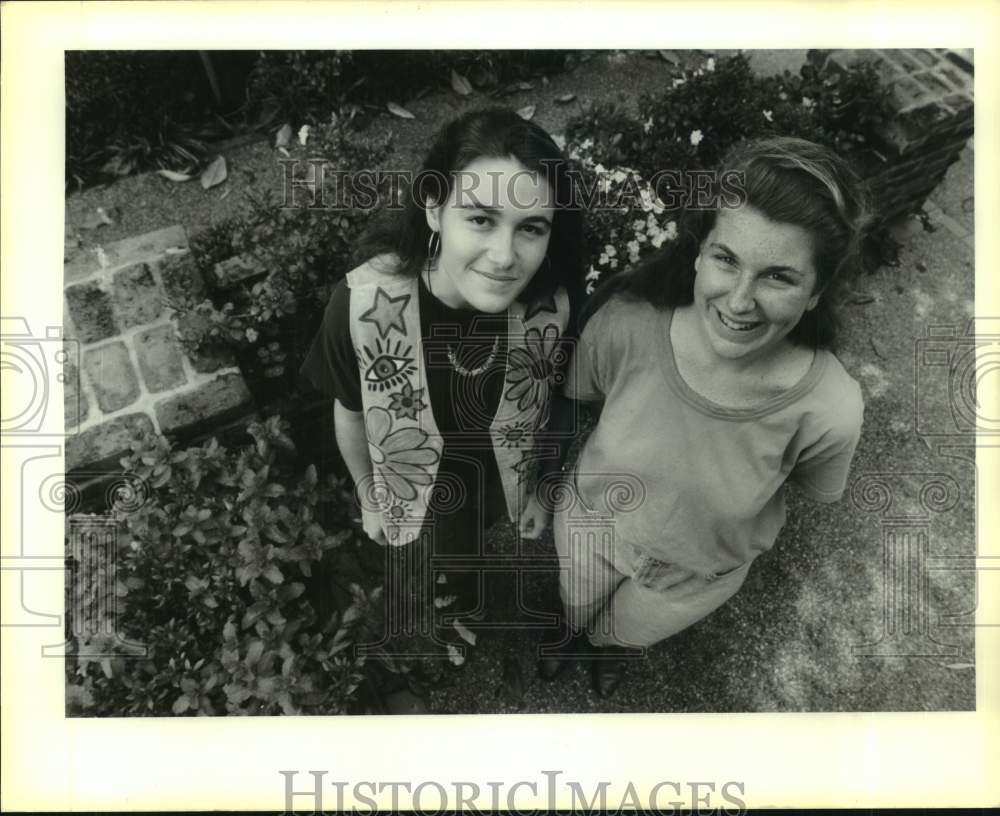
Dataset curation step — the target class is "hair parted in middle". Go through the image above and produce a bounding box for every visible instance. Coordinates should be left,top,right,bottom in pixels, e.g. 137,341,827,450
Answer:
356,107,585,324
581,135,873,349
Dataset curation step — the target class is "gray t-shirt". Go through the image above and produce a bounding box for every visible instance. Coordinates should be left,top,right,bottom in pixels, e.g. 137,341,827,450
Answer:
563,296,864,577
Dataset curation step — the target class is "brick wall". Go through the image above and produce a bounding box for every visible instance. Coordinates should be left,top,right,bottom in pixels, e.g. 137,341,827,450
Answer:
64,225,255,474
808,48,974,224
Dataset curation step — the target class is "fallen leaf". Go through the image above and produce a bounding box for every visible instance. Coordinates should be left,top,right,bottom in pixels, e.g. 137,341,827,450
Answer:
515,80,534,91
943,662,975,670
277,146,290,158
297,124,311,146
517,104,536,121
846,292,875,305
95,246,109,269
659,50,681,64
275,123,292,148
158,169,193,183
451,69,473,96
387,102,415,119
79,207,114,230
452,619,477,646
555,93,577,104
200,156,227,190
219,188,231,200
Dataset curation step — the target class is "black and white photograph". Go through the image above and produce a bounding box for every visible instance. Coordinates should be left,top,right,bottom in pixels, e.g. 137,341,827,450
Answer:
57,44,978,717
2,1,998,812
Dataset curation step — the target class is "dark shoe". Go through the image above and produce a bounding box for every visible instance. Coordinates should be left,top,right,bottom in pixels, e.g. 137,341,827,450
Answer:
537,631,584,681
590,644,632,698
498,654,526,709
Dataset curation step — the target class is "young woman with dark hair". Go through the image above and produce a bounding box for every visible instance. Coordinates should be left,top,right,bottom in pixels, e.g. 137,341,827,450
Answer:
541,136,871,698
301,108,583,703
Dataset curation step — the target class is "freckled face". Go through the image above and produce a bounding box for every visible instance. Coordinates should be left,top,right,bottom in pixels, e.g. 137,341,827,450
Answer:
692,205,821,364
425,156,554,313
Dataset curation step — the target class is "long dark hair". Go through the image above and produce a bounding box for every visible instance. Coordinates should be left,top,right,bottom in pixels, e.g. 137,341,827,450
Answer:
356,107,585,326
581,136,872,349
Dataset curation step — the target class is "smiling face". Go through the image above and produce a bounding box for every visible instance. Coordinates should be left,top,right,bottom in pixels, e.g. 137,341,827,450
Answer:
692,205,821,365
425,156,554,313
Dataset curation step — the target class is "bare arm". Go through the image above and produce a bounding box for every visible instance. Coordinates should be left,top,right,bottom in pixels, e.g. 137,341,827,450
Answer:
334,400,385,544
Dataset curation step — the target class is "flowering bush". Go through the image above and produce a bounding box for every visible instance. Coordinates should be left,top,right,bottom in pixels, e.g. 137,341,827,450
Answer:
64,416,384,716
564,52,893,292
566,143,680,294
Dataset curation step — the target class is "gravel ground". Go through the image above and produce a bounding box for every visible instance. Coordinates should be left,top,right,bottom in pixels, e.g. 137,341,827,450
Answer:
64,51,977,714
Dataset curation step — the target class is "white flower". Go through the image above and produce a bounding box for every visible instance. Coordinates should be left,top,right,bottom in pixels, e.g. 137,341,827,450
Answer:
586,280,597,295
245,328,259,343
651,232,668,249
593,163,606,175
762,109,773,122
635,232,647,243
705,57,716,72
627,240,640,263
579,138,594,151
447,645,465,666
690,129,704,147
586,265,601,281
604,244,617,257
434,595,457,609
609,259,618,269
611,169,627,184
297,124,311,146
672,77,686,88
643,116,654,134
633,219,646,231
779,91,788,101
664,220,678,240
801,96,815,109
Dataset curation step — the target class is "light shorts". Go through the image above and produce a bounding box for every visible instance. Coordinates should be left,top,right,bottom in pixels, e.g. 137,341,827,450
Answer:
553,501,752,648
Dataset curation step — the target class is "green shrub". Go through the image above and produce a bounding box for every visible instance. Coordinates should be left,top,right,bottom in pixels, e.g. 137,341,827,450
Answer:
64,416,385,716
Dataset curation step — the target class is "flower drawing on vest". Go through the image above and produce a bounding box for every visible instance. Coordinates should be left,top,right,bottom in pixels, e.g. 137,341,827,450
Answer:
365,407,440,502
387,381,426,421
505,324,564,412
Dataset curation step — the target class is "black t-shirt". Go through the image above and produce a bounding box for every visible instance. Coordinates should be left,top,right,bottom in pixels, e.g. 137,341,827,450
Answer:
300,273,510,548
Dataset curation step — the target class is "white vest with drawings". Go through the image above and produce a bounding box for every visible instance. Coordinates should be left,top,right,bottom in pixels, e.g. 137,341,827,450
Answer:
346,256,570,546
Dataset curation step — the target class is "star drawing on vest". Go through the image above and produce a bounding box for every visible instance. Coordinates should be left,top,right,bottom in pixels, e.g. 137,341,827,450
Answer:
523,290,559,322
360,337,417,393
360,287,410,339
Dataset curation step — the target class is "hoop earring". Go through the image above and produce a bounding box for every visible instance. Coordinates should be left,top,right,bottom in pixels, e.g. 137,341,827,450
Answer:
426,231,441,270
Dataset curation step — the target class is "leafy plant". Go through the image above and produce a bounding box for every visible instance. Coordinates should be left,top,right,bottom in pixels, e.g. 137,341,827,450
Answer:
563,52,895,290
176,117,390,392
64,416,382,716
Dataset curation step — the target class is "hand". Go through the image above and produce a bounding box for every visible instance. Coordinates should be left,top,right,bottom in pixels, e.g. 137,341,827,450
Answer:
517,491,551,540
361,506,387,545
